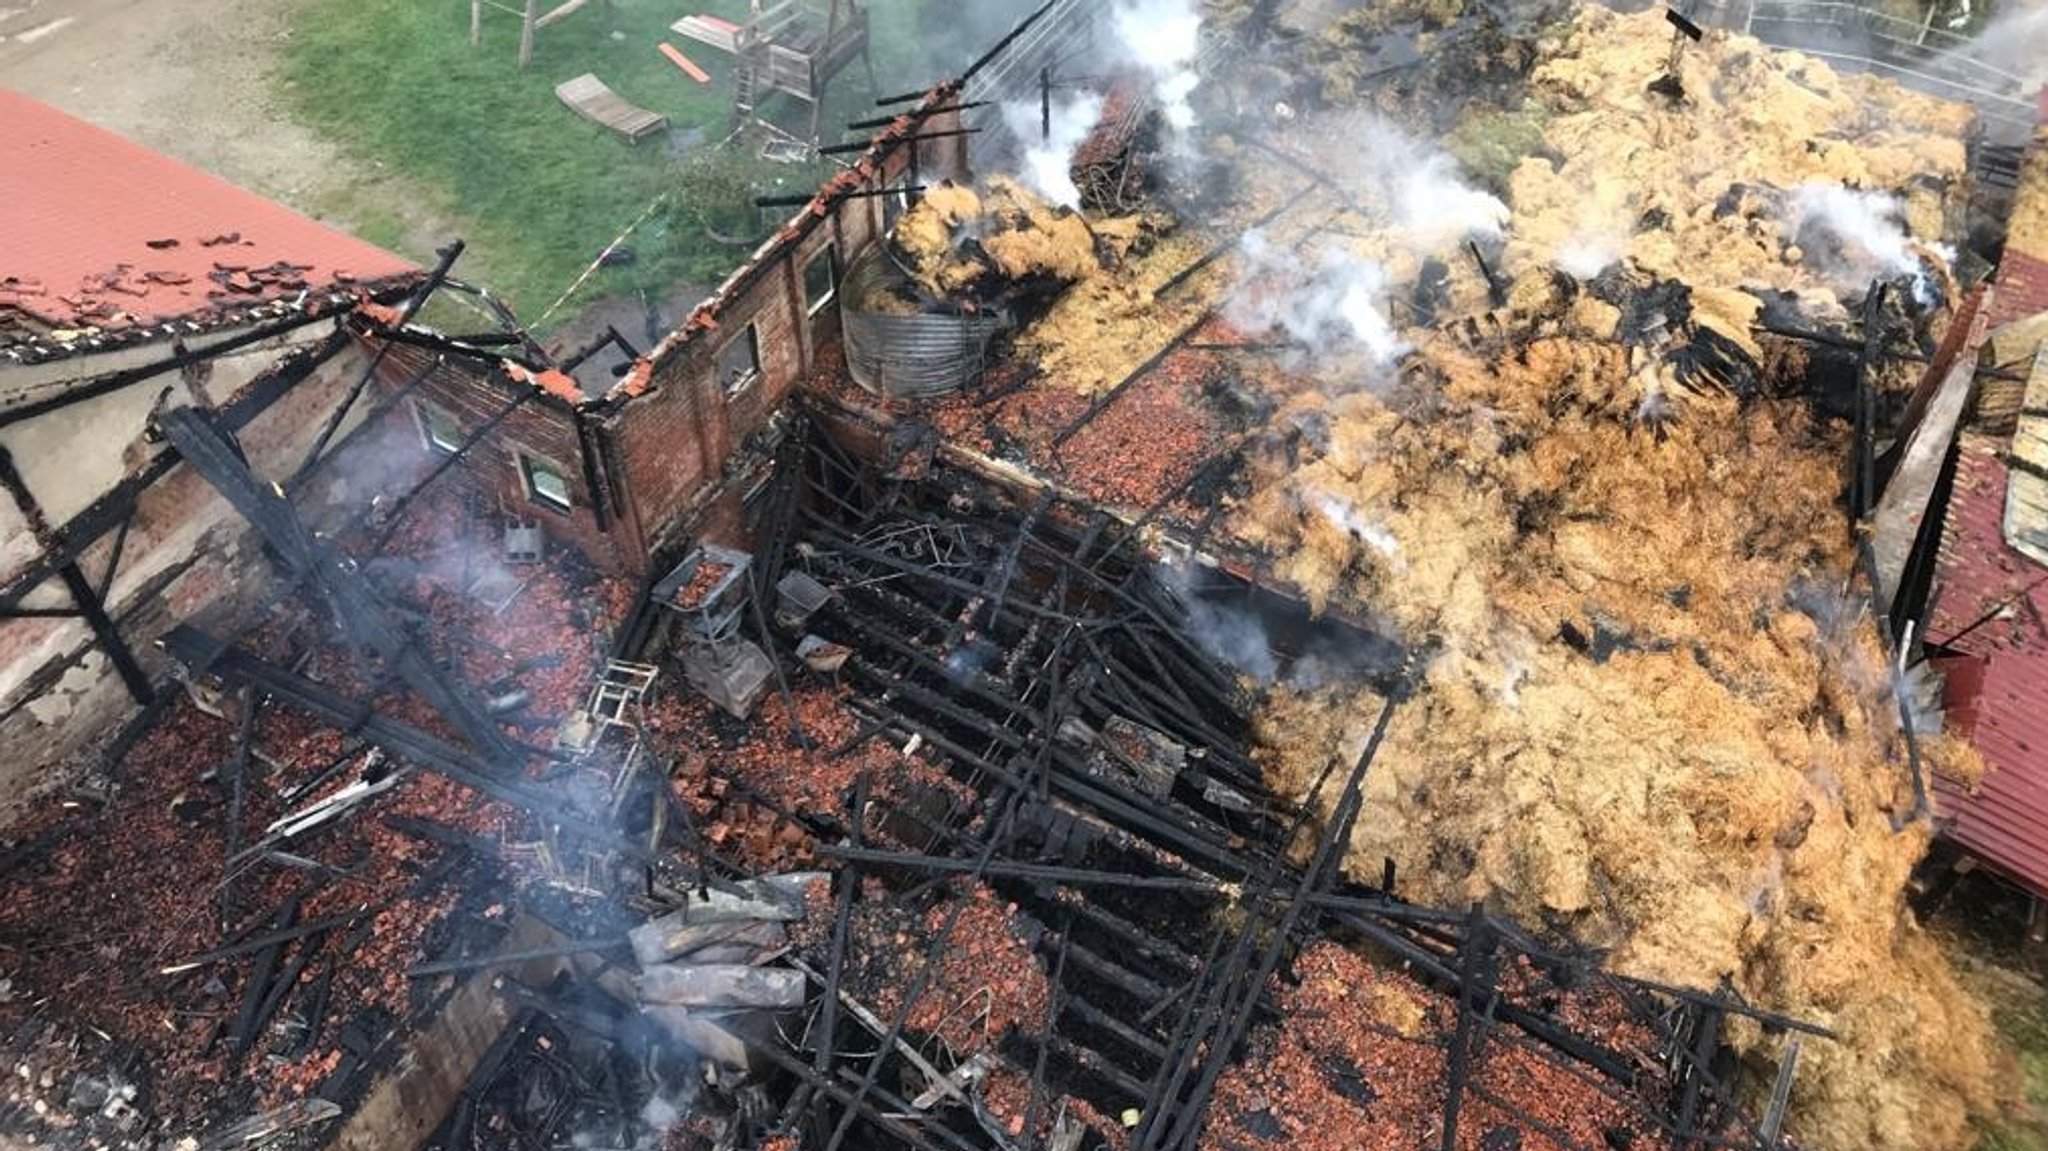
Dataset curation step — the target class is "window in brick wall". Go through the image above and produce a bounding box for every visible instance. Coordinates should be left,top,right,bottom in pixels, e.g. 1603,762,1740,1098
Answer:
804,244,838,316
413,399,464,454
519,453,573,512
718,323,762,395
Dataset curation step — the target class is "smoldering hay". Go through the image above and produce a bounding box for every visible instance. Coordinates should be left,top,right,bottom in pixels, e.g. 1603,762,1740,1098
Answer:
1131,6,2000,1151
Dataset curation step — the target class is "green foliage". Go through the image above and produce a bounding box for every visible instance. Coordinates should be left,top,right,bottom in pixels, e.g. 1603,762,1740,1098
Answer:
1445,99,1553,195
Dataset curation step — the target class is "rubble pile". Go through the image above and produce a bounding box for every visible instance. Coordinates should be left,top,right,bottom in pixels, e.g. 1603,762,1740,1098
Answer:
0,484,632,1141
882,5,2009,1149
1205,943,1656,1151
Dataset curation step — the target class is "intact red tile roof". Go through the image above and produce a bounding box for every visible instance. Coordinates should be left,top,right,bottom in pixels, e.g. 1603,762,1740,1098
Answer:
1927,439,2048,896
0,90,418,358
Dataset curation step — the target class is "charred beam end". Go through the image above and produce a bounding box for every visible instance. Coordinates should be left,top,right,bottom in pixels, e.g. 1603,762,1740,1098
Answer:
817,128,979,156
287,240,464,488
845,102,989,130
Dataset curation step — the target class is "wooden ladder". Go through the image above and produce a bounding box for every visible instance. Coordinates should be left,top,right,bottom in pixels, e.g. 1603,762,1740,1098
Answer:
734,54,761,117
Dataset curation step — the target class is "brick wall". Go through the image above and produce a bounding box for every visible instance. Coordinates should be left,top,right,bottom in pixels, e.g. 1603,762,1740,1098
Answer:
365,340,623,569
594,106,955,571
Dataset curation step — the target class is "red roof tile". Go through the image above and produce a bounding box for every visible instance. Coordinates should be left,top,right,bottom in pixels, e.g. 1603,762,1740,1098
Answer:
1927,441,2048,896
0,90,417,343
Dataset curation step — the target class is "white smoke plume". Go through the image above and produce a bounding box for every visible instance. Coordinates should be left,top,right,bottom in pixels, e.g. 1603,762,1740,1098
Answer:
1937,2,2048,92
1787,182,1952,300
1554,231,1626,279
1324,115,1510,252
1158,561,1279,683
1228,231,1409,366
1111,0,1204,132
1309,491,1400,561
1001,92,1105,208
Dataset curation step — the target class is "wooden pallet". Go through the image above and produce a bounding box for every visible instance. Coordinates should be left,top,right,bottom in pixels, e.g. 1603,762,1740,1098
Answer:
554,73,668,142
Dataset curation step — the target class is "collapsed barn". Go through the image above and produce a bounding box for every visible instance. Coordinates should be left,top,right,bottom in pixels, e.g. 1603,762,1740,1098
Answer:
1,1,2040,1151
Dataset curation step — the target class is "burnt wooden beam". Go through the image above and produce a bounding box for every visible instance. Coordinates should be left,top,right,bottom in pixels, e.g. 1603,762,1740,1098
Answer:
1154,182,1321,302
368,386,538,553
1,323,357,612
1439,906,1497,1151
818,844,1222,892
0,446,155,703
285,352,445,497
816,128,979,156
1852,283,1889,520
225,896,301,1058
159,406,517,764
288,241,464,488
0,311,336,431
1049,309,1214,450
1023,920,1073,1142
844,102,988,129
219,690,260,929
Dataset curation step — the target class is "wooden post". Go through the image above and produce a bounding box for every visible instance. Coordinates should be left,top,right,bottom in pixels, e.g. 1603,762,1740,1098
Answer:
519,0,538,67
471,0,482,45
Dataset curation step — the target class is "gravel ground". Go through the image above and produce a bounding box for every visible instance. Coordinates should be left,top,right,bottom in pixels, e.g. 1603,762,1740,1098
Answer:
0,0,458,268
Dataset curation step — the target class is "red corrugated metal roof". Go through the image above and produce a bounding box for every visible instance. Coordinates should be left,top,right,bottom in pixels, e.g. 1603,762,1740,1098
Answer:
1927,440,2048,896
0,90,417,343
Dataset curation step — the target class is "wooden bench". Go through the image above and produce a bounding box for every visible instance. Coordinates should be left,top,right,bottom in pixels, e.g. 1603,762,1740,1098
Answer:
554,74,668,142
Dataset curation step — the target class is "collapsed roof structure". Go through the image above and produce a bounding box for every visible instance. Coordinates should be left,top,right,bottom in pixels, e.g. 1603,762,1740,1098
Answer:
2,1,2046,1150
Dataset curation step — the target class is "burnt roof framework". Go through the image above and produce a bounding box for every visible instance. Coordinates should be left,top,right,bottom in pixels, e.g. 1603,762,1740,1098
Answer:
737,428,1829,1151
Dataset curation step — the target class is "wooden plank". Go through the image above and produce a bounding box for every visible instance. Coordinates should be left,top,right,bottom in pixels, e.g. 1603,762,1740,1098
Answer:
536,0,599,28
672,13,742,53
659,41,712,84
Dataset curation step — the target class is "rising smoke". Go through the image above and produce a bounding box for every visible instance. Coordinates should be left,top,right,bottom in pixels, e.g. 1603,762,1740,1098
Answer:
1159,560,1281,684
992,0,1207,207
1553,232,1626,279
1308,490,1401,562
1220,112,1509,363
1786,181,1952,302
1938,1,2048,92
1001,93,1105,208
1111,0,1205,132
1228,232,1408,367
1329,115,1512,251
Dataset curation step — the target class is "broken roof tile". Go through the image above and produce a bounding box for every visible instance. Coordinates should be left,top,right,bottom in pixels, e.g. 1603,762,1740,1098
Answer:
0,91,418,353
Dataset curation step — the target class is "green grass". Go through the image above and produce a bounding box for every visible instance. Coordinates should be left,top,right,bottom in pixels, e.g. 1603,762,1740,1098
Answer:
278,0,879,328
1950,950,2048,1151
1983,983,2048,1151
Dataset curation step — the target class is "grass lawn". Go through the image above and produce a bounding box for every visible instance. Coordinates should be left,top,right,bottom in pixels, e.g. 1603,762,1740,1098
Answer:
1957,952,2048,1151
279,0,932,332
